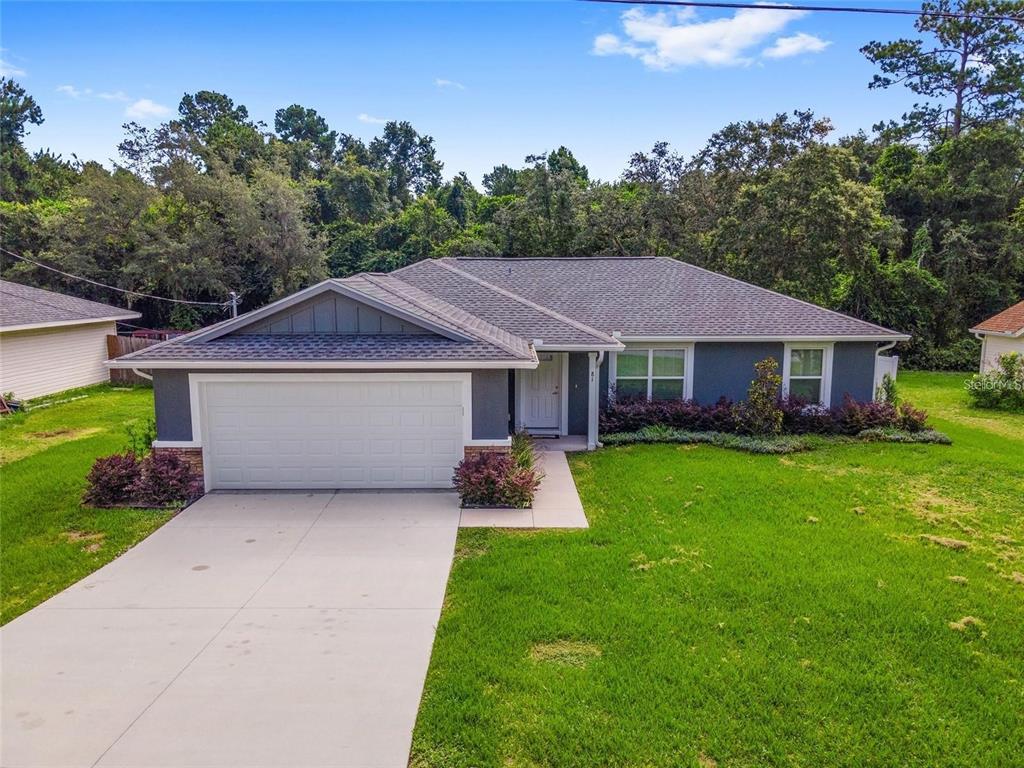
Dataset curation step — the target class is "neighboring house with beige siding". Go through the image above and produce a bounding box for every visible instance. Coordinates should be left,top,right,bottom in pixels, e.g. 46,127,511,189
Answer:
970,301,1024,373
0,280,140,400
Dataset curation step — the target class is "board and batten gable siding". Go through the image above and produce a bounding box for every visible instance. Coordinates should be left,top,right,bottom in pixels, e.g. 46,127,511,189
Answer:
980,334,1024,372
0,321,116,400
237,293,433,336
151,368,512,443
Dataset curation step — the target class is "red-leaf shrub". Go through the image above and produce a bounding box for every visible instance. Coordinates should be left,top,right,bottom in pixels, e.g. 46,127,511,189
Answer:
779,396,838,434
131,452,204,505
601,396,740,433
82,453,141,507
452,452,540,509
896,402,929,432
84,451,202,507
602,392,930,438
836,395,898,435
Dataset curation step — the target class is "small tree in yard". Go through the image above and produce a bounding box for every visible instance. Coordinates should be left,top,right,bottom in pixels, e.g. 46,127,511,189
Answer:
743,358,784,435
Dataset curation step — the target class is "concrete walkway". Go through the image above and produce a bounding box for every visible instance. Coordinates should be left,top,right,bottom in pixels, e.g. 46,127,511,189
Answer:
1,491,459,768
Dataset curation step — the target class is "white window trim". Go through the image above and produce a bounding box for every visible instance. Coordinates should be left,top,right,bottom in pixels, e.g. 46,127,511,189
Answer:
609,345,694,402
782,342,834,406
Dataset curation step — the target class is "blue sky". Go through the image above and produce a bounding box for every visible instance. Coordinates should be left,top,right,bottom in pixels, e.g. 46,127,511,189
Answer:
3,1,922,183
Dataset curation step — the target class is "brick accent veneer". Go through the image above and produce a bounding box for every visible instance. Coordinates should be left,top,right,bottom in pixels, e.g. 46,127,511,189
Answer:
464,444,511,459
152,446,204,486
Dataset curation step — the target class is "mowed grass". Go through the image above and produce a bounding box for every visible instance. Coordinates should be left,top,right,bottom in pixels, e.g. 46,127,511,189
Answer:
0,385,172,624
412,372,1024,768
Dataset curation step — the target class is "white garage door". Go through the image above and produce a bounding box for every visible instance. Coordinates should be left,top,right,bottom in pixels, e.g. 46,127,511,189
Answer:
200,375,467,490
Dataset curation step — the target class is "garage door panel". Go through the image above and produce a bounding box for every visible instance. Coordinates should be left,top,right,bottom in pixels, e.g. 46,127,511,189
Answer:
202,377,466,490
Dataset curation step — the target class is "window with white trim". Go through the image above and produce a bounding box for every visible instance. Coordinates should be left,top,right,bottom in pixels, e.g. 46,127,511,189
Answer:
614,348,688,401
783,344,832,405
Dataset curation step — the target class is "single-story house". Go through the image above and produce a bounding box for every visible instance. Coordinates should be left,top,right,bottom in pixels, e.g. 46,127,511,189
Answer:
0,279,140,400
110,257,908,491
970,301,1024,373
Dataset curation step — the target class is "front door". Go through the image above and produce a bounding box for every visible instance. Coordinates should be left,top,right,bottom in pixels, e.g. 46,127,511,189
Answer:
523,353,562,433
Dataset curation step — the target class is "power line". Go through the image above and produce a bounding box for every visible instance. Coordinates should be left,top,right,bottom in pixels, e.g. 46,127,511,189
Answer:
0,247,229,308
581,0,1023,22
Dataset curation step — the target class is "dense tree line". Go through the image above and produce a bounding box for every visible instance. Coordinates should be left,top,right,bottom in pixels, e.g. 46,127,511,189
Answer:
1,0,1021,368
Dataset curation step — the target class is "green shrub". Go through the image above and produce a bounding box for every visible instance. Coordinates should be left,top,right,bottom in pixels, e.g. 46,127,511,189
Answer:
739,358,783,435
510,431,538,472
965,353,1024,412
875,373,899,405
602,429,818,455
857,427,952,444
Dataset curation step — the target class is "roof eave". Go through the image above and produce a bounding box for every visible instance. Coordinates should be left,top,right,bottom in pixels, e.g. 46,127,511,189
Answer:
615,334,911,343
0,313,141,333
970,326,1024,338
106,358,538,370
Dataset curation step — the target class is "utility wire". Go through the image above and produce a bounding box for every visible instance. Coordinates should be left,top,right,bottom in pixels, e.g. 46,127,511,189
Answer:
581,0,1023,22
0,247,229,307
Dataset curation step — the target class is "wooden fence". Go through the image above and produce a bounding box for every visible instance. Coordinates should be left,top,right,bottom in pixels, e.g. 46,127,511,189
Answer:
106,335,159,385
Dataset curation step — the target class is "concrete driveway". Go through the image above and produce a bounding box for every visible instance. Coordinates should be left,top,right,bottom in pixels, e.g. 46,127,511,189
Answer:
1,491,460,768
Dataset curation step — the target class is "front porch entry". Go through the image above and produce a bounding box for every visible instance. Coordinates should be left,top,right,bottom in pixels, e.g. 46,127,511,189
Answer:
514,350,604,450
516,352,566,436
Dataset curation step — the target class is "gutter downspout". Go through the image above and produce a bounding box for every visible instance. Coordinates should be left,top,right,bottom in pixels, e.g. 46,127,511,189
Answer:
131,368,153,382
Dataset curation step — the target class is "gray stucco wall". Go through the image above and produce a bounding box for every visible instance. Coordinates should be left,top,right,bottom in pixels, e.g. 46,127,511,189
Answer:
152,368,511,443
830,342,877,407
567,353,589,435
153,370,193,441
692,342,784,404
470,370,511,440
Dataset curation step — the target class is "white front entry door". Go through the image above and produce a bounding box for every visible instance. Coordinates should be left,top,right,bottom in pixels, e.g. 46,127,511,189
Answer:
198,374,467,490
523,353,562,432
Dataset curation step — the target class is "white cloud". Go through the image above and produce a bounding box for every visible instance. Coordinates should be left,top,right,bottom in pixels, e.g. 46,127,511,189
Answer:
592,4,812,69
357,112,388,125
434,78,466,90
56,84,90,98
58,84,133,104
125,98,171,120
763,32,830,59
0,58,27,77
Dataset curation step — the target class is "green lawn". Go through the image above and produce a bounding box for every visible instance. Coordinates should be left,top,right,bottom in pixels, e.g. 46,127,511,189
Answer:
0,385,173,625
412,372,1024,768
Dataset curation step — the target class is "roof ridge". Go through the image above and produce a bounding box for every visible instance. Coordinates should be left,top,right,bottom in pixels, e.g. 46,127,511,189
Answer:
432,259,619,345
657,257,905,337
355,273,532,359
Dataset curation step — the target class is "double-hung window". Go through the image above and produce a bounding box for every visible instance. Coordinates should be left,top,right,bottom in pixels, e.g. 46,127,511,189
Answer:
613,347,690,401
783,343,833,405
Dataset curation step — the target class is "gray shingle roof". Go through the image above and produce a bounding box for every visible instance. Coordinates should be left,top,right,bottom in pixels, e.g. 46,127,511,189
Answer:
394,259,620,347
0,279,140,330
110,256,907,368
122,334,520,362
445,257,906,338
338,273,533,358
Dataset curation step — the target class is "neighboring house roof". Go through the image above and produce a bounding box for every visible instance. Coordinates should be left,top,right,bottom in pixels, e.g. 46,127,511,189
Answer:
442,257,906,340
970,301,1024,337
0,279,140,332
109,256,909,369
